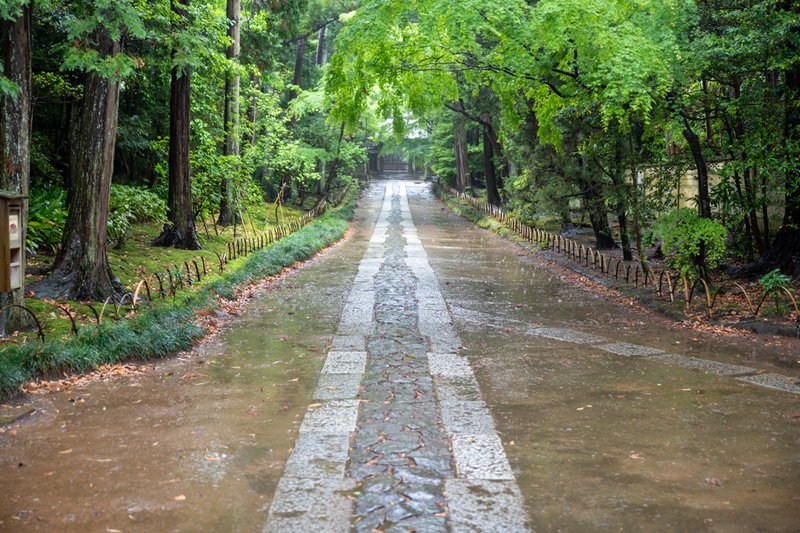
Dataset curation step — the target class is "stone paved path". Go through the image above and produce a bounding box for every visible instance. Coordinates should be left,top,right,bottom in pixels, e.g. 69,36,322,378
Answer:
265,181,530,532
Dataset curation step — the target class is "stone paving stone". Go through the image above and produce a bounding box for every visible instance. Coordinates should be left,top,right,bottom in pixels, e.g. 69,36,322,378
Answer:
283,432,351,478
299,400,359,434
737,373,800,394
321,350,367,374
338,294,375,335
650,353,757,376
440,400,497,435
314,372,362,400
428,353,474,378
433,375,483,401
594,341,664,357
445,479,529,532
264,476,355,533
451,434,515,480
527,326,606,344
330,335,366,351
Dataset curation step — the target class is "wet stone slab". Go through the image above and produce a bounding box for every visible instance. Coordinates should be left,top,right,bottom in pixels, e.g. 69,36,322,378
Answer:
428,353,475,378
737,373,800,394
451,434,515,481
314,372,362,400
433,375,483,402
527,327,606,345
330,335,366,351
445,479,529,533
440,400,497,435
264,476,355,533
650,353,757,376
321,351,367,374
283,432,351,478
299,400,359,434
594,342,664,357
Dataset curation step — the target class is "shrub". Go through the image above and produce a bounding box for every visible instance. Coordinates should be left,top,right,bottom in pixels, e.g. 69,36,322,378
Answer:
108,185,168,247
651,208,727,280
26,187,67,255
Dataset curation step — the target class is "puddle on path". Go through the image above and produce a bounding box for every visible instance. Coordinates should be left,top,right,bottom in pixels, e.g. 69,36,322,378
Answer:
0,187,384,532
406,183,800,531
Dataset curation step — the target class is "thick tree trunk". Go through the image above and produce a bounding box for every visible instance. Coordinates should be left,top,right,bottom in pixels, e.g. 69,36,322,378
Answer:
0,5,31,332
315,26,326,66
154,0,201,250
453,116,469,191
33,27,123,301
218,0,241,226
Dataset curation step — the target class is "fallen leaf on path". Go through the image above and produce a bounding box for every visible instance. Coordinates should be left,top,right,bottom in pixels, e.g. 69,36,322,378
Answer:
704,477,722,487
58,449,72,454
174,495,186,501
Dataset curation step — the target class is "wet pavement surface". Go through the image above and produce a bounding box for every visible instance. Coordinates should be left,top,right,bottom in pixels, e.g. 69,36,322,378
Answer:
2,180,800,532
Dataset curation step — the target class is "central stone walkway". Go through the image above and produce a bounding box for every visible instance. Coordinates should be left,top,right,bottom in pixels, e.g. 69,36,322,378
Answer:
265,181,529,532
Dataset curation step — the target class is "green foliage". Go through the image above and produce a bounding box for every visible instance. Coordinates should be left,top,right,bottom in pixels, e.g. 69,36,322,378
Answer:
107,184,168,247
651,208,727,279
26,188,68,255
758,269,792,293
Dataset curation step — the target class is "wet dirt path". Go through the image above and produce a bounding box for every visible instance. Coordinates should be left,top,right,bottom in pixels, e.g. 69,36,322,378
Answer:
2,180,799,532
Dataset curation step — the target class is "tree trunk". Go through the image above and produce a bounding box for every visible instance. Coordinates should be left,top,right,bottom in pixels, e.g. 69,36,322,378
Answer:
154,0,200,250
482,124,503,205
742,167,765,253
453,116,469,191
288,36,305,127
577,158,614,249
482,127,501,205
610,141,632,260
316,123,345,207
627,134,649,272
315,25,326,66
0,4,31,332
247,71,259,146
33,26,123,301
682,117,712,219
218,0,240,226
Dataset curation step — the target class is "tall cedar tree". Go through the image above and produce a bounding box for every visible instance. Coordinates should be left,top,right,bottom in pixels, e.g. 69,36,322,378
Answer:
217,0,241,226
153,0,201,249
33,26,124,301
0,2,31,330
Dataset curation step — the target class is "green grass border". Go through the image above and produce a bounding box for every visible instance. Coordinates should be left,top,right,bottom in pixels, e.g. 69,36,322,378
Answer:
0,188,358,400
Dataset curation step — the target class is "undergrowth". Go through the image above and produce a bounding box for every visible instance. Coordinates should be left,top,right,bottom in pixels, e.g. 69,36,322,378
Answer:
0,190,357,399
